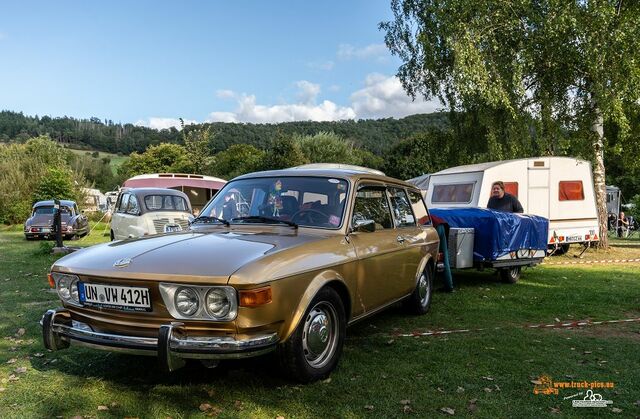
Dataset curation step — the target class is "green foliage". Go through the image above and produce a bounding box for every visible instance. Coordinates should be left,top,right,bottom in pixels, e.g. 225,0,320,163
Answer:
34,241,55,255
295,131,361,165
117,143,190,179
182,124,215,174
381,0,640,247
261,137,309,170
210,144,265,180
383,131,456,180
32,167,78,203
0,136,86,224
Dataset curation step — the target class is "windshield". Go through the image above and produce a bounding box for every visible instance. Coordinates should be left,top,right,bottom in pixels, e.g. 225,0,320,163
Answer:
32,206,71,216
198,176,349,229
144,195,190,212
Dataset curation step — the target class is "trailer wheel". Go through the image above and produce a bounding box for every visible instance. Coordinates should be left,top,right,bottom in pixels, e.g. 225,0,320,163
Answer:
499,266,521,284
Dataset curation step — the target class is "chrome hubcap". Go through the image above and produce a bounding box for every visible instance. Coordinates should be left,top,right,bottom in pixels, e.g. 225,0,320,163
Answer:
418,273,430,306
302,302,338,369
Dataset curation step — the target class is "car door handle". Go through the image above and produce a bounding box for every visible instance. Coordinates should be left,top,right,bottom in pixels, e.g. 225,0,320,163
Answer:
397,235,405,243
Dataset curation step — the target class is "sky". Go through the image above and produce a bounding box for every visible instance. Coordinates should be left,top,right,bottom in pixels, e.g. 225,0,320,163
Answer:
0,1,440,130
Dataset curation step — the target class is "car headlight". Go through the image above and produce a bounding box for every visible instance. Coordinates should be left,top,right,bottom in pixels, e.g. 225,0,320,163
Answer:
205,288,232,318
159,283,237,321
175,287,199,316
52,272,81,305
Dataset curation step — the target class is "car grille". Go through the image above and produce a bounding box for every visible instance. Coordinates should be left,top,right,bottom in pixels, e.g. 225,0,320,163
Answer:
153,218,189,234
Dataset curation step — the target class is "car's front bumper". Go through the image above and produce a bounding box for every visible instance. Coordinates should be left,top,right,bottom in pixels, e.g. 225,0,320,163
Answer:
41,308,278,371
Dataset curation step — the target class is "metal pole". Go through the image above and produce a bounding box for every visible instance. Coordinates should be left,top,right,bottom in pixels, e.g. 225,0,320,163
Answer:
53,199,64,248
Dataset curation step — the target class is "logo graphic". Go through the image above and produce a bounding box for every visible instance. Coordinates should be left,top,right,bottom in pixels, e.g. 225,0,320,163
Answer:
532,375,559,395
572,390,613,408
113,257,132,268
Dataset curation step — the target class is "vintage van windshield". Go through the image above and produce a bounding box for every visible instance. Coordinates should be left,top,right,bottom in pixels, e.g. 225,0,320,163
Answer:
199,176,349,229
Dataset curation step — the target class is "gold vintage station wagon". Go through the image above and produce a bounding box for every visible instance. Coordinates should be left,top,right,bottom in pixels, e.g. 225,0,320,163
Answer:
42,165,439,382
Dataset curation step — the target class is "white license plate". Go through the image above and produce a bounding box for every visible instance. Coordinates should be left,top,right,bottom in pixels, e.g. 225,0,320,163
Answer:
79,282,151,312
164,224,182,233
566,235,582,242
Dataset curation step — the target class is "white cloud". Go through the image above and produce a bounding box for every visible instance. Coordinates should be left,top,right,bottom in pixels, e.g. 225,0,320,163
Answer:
337,43,389,61
208,94,355,123
295,80,321,105
350,74,441,119
135,117,197,130
207,74,440,123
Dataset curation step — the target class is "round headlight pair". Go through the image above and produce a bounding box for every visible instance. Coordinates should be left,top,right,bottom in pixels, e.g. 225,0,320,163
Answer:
56,274,79,304
174,287,232,318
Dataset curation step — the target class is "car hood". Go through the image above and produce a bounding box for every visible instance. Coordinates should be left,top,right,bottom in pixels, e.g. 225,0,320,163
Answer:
52,229,326,283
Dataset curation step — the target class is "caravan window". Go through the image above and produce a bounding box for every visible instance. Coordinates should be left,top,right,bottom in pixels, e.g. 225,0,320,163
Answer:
432,183,474,203
504,182,519,197
559,181,584,201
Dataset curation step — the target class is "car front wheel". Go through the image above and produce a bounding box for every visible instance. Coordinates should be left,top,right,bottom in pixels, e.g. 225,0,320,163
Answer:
404,266,434,315
278,287,346,383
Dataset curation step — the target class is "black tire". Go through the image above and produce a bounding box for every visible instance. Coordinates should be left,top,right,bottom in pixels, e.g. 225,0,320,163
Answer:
499,266,521,284
404,265,434,315
110,230,115,241
278,287,346,383
549,243,570,256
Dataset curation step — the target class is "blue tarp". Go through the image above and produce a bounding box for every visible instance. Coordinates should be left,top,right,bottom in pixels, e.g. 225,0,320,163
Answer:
430,208,549,262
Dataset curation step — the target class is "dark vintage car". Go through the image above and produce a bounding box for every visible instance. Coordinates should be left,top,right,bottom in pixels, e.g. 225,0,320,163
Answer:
24,200,89,240
41,166,439,382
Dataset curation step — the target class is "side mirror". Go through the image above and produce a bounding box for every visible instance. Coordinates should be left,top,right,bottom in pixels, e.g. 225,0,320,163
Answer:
351,219,376,233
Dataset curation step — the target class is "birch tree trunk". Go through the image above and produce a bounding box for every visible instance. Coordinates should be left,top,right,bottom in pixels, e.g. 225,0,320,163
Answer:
591,106,609,249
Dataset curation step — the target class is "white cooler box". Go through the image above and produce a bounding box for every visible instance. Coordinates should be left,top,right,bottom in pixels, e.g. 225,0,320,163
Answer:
447,228,475,269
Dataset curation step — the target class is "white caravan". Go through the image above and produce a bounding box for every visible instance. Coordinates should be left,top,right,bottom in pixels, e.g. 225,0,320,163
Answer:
419,157,600,248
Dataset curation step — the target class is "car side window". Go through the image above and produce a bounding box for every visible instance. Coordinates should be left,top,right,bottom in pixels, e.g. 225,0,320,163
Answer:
352,186,393,230
388,188,416,228
127,195,140,215
117,194,130,213
407,190,430,225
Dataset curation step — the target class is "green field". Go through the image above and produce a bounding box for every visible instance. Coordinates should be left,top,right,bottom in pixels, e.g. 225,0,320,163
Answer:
66,148,129,175
0,226,638,418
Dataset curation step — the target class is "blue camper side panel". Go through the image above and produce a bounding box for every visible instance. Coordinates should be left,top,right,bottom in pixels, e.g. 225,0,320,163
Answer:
430,208,549,261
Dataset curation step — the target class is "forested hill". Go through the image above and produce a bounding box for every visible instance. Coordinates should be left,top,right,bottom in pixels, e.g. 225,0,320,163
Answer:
0,110,448,155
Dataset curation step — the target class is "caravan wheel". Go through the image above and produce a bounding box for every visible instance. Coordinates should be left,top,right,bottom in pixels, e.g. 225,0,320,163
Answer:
499,266,521,284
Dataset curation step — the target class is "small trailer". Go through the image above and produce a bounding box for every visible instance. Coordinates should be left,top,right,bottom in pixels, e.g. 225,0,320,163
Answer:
413,157,599,252
431,208,549,283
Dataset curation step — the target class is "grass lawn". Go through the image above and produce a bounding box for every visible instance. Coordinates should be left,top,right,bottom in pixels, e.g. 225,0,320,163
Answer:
0,225,639,418
66,148,129,175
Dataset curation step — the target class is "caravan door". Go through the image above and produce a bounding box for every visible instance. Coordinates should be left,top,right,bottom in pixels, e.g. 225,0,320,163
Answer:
527,159,550,217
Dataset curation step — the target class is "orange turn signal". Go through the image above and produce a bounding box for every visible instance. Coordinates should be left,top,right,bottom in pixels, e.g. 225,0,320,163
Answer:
47,273,55,288
239,286,272,307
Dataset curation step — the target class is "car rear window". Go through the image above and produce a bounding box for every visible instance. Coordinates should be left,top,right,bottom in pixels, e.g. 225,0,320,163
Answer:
33,206,71,215
144,195,189,211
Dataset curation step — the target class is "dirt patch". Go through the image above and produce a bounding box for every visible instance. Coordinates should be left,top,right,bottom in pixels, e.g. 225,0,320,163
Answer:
547,322,640,341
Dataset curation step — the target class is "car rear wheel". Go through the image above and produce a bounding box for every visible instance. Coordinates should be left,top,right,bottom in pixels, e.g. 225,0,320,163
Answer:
278,287,346,383
404,266,434,315
499,266,521,284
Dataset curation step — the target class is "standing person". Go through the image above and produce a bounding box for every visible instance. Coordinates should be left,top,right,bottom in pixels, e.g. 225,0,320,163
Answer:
617,211,629,238
487,181,524,213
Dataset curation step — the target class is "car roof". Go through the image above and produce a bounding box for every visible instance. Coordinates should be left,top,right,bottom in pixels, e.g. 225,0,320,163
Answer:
33,200,76,207
120,187,190,199
233,167,418,189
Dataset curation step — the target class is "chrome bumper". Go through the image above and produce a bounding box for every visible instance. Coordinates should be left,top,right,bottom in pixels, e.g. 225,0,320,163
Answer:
41,308,278,371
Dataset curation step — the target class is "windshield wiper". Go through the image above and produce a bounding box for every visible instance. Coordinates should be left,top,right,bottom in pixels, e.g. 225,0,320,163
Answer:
191,215,230,226
231,216,298,229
